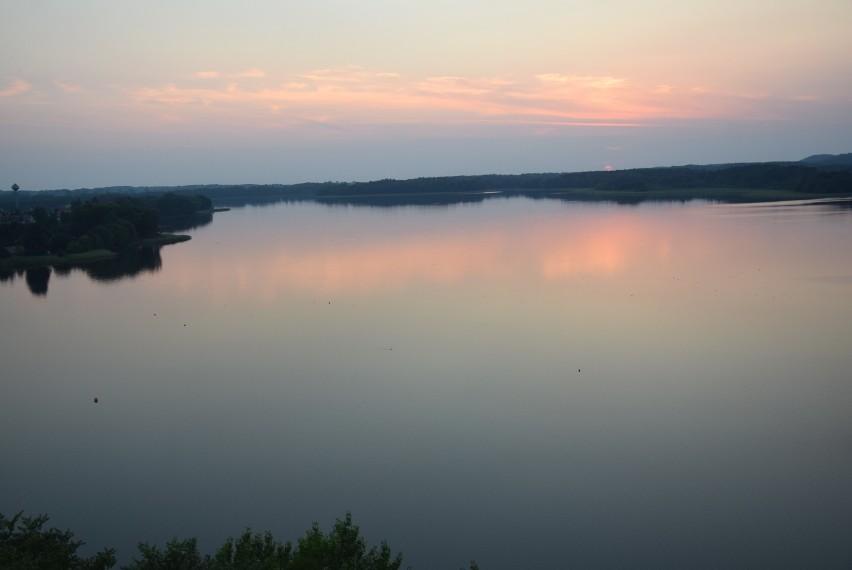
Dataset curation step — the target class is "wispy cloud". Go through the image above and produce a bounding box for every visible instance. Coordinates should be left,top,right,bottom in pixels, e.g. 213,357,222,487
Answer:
195,69,267,80
0,79,32,97
1,67,831,134
55,80,86,94
235,68,267,78
535,74,628,89
126,66,806,129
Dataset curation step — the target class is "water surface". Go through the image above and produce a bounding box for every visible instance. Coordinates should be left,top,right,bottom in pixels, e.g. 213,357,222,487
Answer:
2,197,851,568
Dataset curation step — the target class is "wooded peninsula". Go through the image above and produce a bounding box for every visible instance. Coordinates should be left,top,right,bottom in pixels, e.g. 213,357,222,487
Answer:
0,193,212,270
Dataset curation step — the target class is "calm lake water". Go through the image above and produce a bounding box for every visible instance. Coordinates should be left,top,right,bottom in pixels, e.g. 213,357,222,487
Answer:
2,197,851,568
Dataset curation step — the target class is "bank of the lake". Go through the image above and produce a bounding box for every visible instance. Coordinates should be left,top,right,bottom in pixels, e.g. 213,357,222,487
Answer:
0,234,190,270
517,186,844,203
139,233,192,247
312,186,844,206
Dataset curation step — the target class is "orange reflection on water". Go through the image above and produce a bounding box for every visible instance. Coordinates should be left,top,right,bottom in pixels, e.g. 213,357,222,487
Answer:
164,205,681,304
264,230,509,295
537,215,664,280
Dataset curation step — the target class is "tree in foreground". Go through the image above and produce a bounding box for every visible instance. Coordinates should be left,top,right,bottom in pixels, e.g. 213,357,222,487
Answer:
287,512,403,570
1,510,478,570
124,513,404,570
0,510,116,570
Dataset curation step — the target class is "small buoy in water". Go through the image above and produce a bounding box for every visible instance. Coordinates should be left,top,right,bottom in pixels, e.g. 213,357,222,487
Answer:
93,397,99,404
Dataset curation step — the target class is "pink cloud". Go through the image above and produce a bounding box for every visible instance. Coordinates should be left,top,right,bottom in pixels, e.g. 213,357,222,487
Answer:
234,68,267,78
128,76,727,128
55,80,85,94
0,79,32,97
535,74,628,89
17,66,820,133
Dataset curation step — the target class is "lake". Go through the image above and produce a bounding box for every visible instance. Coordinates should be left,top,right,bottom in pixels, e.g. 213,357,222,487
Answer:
2,196,851,568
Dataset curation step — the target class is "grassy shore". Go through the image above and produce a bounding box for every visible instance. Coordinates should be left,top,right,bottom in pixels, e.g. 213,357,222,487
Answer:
139,233,192,246
0,249,117,270
0,234,190,270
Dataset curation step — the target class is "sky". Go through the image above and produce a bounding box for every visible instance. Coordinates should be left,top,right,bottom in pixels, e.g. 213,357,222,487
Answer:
2,0,851,190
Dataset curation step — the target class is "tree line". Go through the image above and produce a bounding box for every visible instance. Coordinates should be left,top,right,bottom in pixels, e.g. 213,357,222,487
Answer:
0,511,479,570
317,162,852,197
6,158,850,212
0,193,210,258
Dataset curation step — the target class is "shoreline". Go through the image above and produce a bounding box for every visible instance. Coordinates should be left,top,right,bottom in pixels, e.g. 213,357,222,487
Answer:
0,234,190,270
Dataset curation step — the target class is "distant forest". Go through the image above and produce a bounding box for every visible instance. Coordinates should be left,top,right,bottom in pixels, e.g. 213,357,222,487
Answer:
3,153,851,210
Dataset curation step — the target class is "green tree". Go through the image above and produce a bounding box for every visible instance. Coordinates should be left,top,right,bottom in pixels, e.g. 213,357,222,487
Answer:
49,231,72,253
289,513,403,570
21,223,50,255
0,511,116,570
210,528,292,569
125,538,207,570
156,193,212,217
125,513,405,570
2,511,476,570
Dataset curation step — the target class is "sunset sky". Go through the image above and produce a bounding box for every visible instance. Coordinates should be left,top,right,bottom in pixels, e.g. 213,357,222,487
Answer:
2,0,851,190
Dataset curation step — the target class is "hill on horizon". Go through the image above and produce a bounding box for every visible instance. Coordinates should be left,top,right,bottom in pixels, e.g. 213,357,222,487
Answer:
799,153,852,166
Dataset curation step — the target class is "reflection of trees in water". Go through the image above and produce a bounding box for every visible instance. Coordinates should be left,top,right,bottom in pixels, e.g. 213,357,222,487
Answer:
158,212,213,232
0,267,52,296
25,266,51,296
215,196,303,208
317,194,490,208
83,246,162,282
818,199,852,211
53,265,73,277
5,246,164,297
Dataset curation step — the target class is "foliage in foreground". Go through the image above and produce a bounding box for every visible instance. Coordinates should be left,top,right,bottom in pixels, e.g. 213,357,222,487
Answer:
0,511,479,570
124,513,402,570
0,511,115,570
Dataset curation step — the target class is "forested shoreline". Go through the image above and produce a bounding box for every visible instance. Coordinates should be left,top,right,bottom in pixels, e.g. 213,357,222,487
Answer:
0,193,210,269
4,155,850,211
